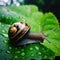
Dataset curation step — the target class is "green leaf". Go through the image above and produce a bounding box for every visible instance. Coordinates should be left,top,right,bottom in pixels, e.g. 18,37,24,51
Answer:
7,5,38,17
38,12,59,32
0,5,60,60
41,12,60,55
0,7,26,24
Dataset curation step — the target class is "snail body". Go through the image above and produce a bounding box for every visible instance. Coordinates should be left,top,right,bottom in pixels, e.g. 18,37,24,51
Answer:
8,22,30,44
8,22,45,45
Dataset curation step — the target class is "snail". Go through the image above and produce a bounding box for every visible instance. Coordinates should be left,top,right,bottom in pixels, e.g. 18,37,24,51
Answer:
8,22,50,46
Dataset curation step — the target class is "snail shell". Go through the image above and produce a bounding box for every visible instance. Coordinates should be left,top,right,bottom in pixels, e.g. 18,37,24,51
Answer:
8,22,30,44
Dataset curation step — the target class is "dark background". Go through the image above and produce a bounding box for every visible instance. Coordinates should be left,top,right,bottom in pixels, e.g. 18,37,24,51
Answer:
24,0,60,23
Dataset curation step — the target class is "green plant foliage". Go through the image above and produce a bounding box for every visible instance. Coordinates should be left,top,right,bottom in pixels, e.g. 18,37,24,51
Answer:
41,12,59,32
7,5,38,17
0,7,25,24
0,5,60,60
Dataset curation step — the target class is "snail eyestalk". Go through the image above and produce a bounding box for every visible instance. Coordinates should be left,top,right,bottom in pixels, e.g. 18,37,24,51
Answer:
44,37,51,43
41,20,46,33
8,22,57,46
39,19,51,43
45,26,58,36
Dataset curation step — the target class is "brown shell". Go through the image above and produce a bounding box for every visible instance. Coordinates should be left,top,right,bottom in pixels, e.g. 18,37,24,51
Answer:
8,22,30,44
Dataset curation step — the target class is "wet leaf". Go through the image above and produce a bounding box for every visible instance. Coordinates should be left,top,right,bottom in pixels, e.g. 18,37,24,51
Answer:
0,5,60,60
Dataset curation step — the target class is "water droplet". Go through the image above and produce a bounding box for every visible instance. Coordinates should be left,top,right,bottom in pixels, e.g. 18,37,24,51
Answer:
14,55,18,59
21,52,25,56
6,17,9,19
35,46,39,50
2,15,4,17
43,55,47,59
38,52,41,55
21,49,24,51
3,34,8,38
2,25,4,27
31,54,34,57
6,50,10,54
9,47,12,50
30,47,33,51
16,51,20,53
4,40,8,44
2,30,5,33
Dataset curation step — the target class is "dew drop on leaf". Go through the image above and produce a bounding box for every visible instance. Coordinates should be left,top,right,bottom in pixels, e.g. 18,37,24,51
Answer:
43,55,47,59
6,17,9,19
21,52,25,56
9,47,12,50
38,52,41,55
6,50,11,54
35,46,39,50
16,51,20,53
21,49,24,51
3,34,8,38
2,15,4,17
2,24,4,27
30,47,33,51
31,54,34,57
3,40,8,44
2,30,5,33
14,55,18,59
